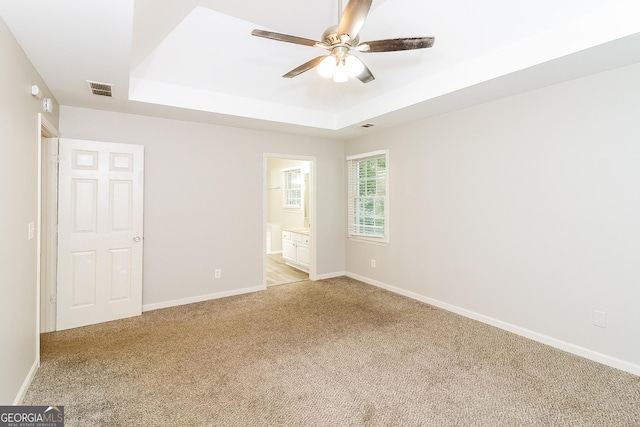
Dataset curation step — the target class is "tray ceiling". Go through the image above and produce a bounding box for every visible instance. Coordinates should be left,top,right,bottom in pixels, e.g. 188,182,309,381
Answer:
2,0,640,138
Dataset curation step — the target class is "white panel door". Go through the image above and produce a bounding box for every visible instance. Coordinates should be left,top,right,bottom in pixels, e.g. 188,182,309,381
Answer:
57,139,144,330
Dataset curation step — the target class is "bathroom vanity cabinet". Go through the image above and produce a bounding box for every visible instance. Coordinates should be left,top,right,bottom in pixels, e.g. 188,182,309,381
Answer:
282,228,310,272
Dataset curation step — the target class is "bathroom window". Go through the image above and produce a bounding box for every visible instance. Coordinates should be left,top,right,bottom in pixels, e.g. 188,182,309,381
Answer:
282,167,302,209
347,150,388,244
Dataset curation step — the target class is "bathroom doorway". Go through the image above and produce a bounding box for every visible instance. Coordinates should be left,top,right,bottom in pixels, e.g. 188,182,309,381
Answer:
264,154,315,286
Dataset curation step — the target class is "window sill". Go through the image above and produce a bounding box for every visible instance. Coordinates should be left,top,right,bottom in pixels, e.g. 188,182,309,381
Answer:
348,236,389,246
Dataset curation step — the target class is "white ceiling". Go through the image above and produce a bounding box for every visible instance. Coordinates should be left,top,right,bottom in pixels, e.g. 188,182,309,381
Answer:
2,0,640,139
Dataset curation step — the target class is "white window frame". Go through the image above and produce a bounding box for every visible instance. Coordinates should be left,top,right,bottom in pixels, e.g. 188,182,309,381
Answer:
282,167,302,209
347,150,389,245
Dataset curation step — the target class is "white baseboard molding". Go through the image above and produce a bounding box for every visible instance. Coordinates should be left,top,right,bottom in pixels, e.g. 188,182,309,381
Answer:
142,285,266,312
346,272,640,377
14,358,39,405
267,250,282,255
314,271,346,281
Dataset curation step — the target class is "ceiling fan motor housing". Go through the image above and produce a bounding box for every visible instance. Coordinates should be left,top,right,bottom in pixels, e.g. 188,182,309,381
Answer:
322,25,359,47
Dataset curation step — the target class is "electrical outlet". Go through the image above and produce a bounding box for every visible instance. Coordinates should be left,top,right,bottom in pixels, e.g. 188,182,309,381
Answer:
371,259,376,268
593,310,606,328
215,269,222,279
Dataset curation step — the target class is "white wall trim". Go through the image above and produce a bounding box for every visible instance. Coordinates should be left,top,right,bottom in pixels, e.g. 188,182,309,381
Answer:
315,271,346,280
345,272,640,377
142,285,266,312
13,359,38,405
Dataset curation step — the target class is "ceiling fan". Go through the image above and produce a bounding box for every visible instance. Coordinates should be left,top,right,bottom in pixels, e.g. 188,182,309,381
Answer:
251,0,435,83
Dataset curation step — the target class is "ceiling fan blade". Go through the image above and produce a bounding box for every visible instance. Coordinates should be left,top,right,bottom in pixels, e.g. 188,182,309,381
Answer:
337,0,372,42
353,57,375,83
358,37,435,52
251,29,319,47
283,56,328,78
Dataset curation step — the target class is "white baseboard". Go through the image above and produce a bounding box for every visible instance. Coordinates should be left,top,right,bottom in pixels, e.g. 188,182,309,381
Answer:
346,272,640,377
267,250,282,255
14,358,39,405
314,271,346,280
142,285,266,312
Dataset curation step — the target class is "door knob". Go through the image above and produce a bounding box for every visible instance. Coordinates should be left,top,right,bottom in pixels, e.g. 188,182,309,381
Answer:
133,236,141,243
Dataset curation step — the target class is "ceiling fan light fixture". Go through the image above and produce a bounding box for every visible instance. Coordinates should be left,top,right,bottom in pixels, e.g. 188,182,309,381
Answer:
346,55,365,77
317,56,336,78
333,60,349,83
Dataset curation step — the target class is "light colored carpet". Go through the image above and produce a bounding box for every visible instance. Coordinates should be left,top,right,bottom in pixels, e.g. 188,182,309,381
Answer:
24,277,640,426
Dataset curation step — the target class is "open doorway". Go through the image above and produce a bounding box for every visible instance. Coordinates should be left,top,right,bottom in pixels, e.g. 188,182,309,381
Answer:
264,155,315,287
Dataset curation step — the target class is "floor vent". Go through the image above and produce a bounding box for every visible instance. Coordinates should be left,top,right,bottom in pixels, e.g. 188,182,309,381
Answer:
359,123,375,128
87,80,113,97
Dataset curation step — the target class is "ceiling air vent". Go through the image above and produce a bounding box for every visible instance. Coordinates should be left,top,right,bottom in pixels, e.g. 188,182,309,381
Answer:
87,80,113,97
359,123,375,128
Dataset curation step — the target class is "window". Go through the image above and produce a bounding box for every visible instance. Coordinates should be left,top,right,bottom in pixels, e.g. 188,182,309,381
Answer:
347,150,388,243
282,167,302,209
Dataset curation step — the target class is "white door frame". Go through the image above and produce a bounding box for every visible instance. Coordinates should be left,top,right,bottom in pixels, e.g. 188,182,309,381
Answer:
263,154,317,286
40,123,59,333
37,114,59,358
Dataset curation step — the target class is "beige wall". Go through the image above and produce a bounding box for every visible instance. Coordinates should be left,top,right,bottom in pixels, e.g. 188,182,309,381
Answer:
0,17,59,404
59,106,345,307
345,63,640,373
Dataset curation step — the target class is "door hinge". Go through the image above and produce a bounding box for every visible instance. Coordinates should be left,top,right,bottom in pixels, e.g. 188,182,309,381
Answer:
51,154,60,164
50,294,57,304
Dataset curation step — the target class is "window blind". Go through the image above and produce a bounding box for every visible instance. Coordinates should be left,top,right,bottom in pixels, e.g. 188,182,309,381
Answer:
347,150,387,239
282,168,302,209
